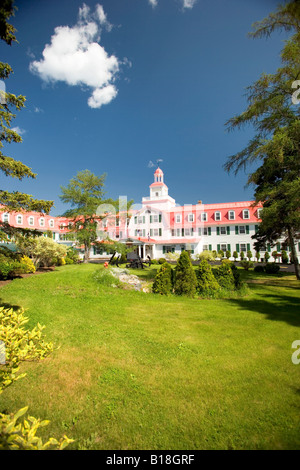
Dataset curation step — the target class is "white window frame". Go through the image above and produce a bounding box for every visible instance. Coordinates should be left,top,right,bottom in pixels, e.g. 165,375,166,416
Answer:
39,217,45,227
220,226,226,235
239,226,246,235
215,211,221,221
243,209,250,220
257,208,263,219
203,227,208,236
240,243,247,253
138,216,144,224
2,213,9,223
220,244,227,252
228,210,235,220
28,216,34,226
16,214,23,225
49,219,54,228
175,214,182,223
188,213,194,223
201,213,207,222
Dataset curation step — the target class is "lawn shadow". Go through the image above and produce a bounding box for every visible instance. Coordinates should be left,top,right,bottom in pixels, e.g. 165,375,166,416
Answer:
225,283,300,328
0,299,23,311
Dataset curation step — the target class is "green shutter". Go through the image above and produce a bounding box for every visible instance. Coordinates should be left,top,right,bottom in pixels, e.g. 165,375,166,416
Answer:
143,230,145,237
209,244,212,251
236,243,240,253
143,216,145,224
172,247,175,253
134,216,137,224
227,244,231,252
182,228,184,237
255,225,259,233
163,246,166,254
217,244,220,252
159,228,162,237
246,225,249,234
277,243,280,251
208,227,211,236
227,226,230,235
150,229,153,237
159,214,162,223
247,243,251,251
217,227,220,236
150,215,153,223
235,226,239,235
267,243,271,252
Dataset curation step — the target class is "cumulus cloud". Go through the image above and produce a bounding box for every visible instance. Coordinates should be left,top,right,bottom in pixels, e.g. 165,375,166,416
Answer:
29,4,120,109
148,0,158,7
11,126,26,135
182,0,197,8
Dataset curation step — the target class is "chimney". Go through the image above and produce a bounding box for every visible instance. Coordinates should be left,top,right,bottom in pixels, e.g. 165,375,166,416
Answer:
198,200,202,204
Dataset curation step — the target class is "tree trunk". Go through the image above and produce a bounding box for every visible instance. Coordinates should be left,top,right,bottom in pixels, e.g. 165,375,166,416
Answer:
83,243,90,264
287,226,300,281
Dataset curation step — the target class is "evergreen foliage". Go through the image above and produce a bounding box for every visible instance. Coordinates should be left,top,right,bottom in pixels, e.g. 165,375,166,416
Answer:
152,262,173,295
196,260,220,296
174,251,197,297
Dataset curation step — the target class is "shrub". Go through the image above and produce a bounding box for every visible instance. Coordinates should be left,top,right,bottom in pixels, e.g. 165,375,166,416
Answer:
15,236,67,267
66,247,80,263
226,250,231,259
240,251,245,261
232,251,238,261
65,257,74,265
230,264,243,289
265,263,280,274
197,251,215,262
150,259,158,265
264,252,270,263
213,261,235,290
0,407,74,450
174,251,197,297
247,250,252,261
240,260,254,270
20,256,36,274
152,262,173,295
0,260,26,280
93,267,121,287
196,260,220,296
165,252,180,262
254,265,265,273
218,250,224,260
158,258,166,264
281,250,288,264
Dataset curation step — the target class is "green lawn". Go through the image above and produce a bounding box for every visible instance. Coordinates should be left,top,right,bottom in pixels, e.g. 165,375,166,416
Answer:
0,263,300,450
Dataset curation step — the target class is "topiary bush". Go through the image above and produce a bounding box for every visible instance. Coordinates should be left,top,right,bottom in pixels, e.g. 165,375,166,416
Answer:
174,251,197,297
158,258,166,264
152,262,173,295
254,265,265,273
196,260,220,297
240,260,254,270
213,261,235,290
265,263,280,274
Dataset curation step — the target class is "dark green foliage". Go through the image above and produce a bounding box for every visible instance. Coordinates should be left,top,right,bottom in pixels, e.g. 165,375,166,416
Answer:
240,260,254,270
264,252,270,263
213,262,235,290
196,260,220,296
281,250,289,264
174,251,197,297
254,265,265,273
158,258,165,264
265,263,280,274
152,262,173,295
230,264,243,289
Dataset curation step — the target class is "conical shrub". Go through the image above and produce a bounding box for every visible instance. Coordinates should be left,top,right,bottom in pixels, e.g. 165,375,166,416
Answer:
196,259,220,296
152,262,173,295
174,251,197,297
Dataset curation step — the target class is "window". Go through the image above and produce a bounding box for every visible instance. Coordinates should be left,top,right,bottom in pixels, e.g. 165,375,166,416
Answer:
3,213,9,223
155,192,159,197
185,228,193,236
243,209,250,219
220,227,226,235
257,208,263,219
176,228,181,237
240,243,247,252
175,214,181,223
239,226,246,234
16,215,23,225
28,216,34,226
188,213,194,222
201,213,207,222
39,218,45,227
203,227,208,236
138,216,144,224
228,210,235,220
198,227,201,236
220,244,227,252
49,219,54,228
215,211,221,221
203,245,209,251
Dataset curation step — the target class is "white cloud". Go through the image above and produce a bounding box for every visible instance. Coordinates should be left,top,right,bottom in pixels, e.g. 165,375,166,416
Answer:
11,126,26,135
148,0,158,7
182,0,197,9
29,4,120,109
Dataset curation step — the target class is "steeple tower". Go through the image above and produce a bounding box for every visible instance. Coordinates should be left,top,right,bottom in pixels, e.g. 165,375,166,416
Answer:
149,167,168,199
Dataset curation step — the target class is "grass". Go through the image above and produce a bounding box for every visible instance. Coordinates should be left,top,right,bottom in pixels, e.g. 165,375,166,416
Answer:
0,263,300,449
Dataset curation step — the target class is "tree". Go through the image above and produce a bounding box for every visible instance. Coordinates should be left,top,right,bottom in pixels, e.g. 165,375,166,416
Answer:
15,235,67,267
224,1,300,280
59,170,107,263
152,262,173,295
196,260,220,296
174,251,197,297
0,1,53,241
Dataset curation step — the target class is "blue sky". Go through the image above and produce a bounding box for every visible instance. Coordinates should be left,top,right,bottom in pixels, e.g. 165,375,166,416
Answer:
1,0,287,215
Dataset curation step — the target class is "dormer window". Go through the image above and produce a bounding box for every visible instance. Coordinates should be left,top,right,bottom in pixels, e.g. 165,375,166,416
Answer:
39,217,45,227
28,216,34,226
188,213,194,222
16,215,23,225
243,210,250,220
228,210,235,220
215,211,221,221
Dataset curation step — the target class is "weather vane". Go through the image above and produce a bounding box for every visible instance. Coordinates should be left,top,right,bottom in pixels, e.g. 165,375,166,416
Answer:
156,158,163,168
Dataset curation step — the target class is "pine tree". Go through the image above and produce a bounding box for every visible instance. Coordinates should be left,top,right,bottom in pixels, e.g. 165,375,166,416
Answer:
196,260,220,296
152,262,173,295
174,251,197,297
